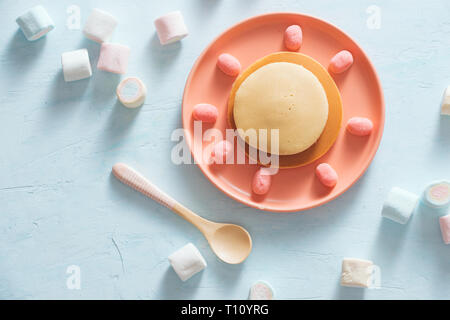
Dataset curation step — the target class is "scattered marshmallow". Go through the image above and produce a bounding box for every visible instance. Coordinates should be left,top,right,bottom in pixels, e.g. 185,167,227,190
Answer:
248,281,274,300
252,167,272,195
381,187,418,224
83,8,118,43
192,103,218,123
329,50,354,74
441,86,450,116
341,258,374,288
97,42,130,74
116,77,147,108
16,5,54,41
422,181,450,209
315,163,338,188
61,49,92,82
346,117,373,136
154,11,188,45
168,243,207,281
284,25,302,51
210,140,233,164
439,214,450,244
217,53,241,77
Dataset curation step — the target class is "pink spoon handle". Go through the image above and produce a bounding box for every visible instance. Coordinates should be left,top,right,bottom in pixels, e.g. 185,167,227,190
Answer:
112,163,176,209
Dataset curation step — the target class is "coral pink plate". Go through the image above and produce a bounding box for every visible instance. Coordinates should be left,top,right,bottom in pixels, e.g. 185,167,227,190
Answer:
182,13,384,212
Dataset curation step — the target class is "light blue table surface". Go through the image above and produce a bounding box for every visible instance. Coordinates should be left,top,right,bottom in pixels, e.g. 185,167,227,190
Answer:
1,0,449,300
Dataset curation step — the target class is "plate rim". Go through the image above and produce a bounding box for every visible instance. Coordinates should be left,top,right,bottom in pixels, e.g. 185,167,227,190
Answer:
181,12,385,213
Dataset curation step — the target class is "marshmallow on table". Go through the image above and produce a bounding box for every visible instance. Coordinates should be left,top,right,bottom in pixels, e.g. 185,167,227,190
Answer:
154,11,188,45
439,214,450,244
168,243,207,281
441,86,450,116
116,77,147,108
83,8,118,43
248,281,274,300
341,258,373,288
16,5,54,41
422,181,450,209
61,49,92,82
381,187,418,224
97,43,130,74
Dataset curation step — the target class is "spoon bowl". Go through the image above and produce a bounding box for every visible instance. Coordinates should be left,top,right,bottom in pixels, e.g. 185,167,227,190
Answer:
207,224,252,264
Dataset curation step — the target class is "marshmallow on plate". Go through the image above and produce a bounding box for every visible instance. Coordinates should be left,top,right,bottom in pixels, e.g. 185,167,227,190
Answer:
61,49,92,82
248,281,274,300
83,8,118,43
381,187,418,224
116,77,147,108
422,181,450,209
329,50,354,74
439,214,450,244
16,5,54,41
154,11,188,45
97,43,130,74
340,258,374,288
168,243,207,281
441,86,450,116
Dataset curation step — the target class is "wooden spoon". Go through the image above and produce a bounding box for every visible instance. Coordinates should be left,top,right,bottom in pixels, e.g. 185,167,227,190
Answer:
112,163,252,264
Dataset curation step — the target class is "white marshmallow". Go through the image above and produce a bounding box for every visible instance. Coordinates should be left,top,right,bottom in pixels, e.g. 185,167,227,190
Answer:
422,180,450,209
248,281,274,300
154,11,188,45
16,5,55,41
83,8,118,43
168,243,206,281
61,49,92,82
340,258,374,288
381,187,418,224
116,77,147,108
441,86,450,116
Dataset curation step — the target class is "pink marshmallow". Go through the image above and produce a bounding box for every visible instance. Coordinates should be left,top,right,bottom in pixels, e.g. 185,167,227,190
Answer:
284,25,302,51
329,50,354,74
154,11,188,45
346,117,374,136
97,43,130,74
252,167,272,195
211,140,233,164
192,103,218,123
217,53,241,77
316,163,338,188
439,215,450,244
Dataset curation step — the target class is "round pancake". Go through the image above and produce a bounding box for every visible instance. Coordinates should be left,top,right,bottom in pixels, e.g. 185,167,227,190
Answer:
234,62,328,155
227,52,343,168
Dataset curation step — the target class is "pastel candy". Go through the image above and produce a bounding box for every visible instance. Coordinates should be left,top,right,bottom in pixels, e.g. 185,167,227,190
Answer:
116,77,147,108
168,243,207,282
381,187,418,224
61,49,92,82
346,117,373,136
97,43,130,74
16,5,54,41
83,8,118,43
341,258,374,288
192,104,218,123
154,11,188,45
439,215,450,244
217,53,241,77
441,86,450,116
315,163,338,188
284,25,302,51
248,281,274,300
211,140,233,164
252,167,272,195
422,181,450,208
329,50,354,74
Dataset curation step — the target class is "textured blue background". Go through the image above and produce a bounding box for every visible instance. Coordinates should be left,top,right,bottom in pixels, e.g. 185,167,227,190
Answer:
1,0,449,299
